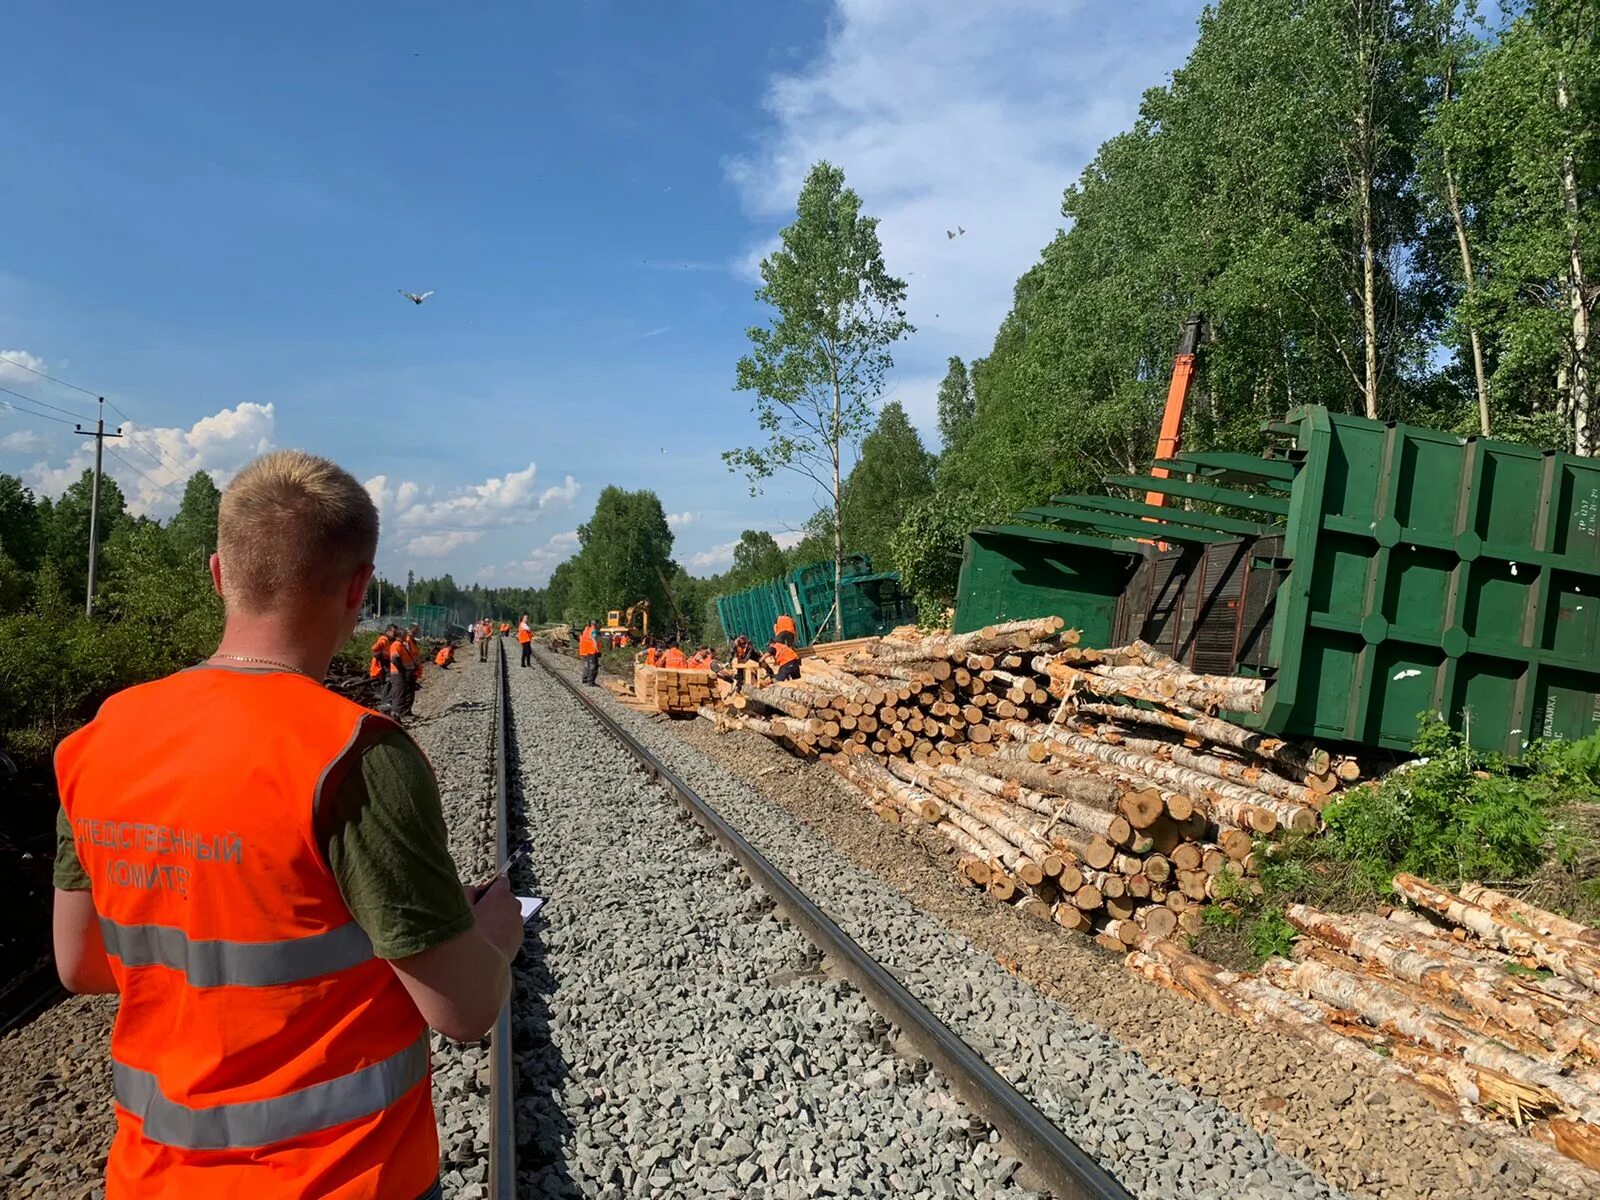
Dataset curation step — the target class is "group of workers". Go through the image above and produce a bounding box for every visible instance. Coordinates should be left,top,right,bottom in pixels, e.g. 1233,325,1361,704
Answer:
368,622,425,718
633,611,801,683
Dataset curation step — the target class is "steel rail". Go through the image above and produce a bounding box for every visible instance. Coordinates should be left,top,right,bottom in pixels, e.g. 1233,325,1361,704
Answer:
530,648,1131,1200
487,638,517,1199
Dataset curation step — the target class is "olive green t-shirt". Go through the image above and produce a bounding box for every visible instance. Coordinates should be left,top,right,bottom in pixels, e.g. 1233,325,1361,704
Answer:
54,732,474,961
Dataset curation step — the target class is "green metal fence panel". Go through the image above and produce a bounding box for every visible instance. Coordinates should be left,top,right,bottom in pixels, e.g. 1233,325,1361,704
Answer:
953,527,1139,642
406,604,453,638
715,555,913,647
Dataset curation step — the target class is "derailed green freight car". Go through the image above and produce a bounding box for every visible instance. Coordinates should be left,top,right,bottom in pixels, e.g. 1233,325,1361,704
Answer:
954,405,1600,756
715,555,915,648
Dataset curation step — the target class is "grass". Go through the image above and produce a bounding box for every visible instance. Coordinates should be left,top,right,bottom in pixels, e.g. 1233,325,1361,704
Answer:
1192,716,1600,971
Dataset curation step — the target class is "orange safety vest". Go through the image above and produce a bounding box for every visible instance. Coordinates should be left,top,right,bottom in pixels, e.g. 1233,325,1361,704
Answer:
499,624,509,635
773,642,800,667
661,647,687,668
577,627,599,656
644,647,660,668
774,614,796,637
389,638,418,673
688,651,713,669
479,621,491,640
517,625,532,644
55,667,437,1200
368,635,391,679
434,645,453,666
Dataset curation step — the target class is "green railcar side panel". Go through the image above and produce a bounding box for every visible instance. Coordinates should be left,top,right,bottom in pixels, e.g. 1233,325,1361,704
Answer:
954,527,1138,642
1261,407,1600,756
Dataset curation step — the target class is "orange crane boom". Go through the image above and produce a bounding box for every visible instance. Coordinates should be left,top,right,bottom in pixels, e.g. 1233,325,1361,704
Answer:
1143,315,1206,511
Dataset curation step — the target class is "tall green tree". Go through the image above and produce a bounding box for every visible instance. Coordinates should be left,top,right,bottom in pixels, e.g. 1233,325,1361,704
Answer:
568,486,675,626
727,530,790,590
45,469,129,609
0,474,45,574
167,471,222,565
725,161,913,639
1433,0,1598,449
935,356,975,452
840,401,935,569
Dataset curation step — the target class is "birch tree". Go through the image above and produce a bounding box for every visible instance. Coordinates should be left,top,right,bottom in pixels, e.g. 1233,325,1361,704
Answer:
725,162,912,640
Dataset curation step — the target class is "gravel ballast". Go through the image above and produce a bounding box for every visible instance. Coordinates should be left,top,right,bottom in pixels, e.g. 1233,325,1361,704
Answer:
520,652,1348,1200
549,651,1585,1200
0,656,497,1200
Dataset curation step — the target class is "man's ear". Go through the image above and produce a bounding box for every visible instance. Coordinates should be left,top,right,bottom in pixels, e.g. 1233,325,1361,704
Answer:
347,563,375,611
209,553,225,598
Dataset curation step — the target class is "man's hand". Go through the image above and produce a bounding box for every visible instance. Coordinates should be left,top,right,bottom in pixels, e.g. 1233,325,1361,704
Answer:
472,874,525,963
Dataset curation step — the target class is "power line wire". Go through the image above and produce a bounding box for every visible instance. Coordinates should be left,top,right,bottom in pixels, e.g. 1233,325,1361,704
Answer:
0,353,100,399
105,445,183,505
1,358,194,483
0,394,77,426
0,384,93,422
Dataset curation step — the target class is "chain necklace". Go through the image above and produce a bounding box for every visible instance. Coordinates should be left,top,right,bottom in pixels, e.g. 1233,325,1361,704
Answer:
209,653,315,678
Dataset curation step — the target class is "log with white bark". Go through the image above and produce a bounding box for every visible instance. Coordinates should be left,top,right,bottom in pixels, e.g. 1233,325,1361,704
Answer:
1283,904,1600,1058
1086,663,1267,712
1262,955,1600,1124
1015,722,1311,833
1394,874,1600,994
1458,883,1600,950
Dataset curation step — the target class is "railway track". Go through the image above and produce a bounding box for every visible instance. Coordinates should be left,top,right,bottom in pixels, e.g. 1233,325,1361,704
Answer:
501,644,1129,1200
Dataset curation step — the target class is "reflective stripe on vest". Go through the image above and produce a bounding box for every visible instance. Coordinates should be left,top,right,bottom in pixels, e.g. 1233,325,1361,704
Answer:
99,916,374,988
114,1030,429,1151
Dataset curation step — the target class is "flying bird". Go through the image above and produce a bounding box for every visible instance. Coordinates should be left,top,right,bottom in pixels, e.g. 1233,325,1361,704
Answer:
946,226,966,239
398,290,435,305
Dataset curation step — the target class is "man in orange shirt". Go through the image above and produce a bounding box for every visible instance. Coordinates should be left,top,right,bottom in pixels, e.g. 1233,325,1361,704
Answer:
577,619,601,686
768,637,801,681
370,623,398,681
516,615,534,668
478,618,492,662
659,640,688,669
773,612,797,646
51,449,522,1200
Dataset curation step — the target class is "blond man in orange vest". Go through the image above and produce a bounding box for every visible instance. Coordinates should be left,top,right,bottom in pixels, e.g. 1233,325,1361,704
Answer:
52,450,523,1200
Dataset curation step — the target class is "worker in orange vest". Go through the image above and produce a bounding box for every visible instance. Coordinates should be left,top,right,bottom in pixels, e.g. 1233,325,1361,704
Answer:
773,612,797,646
688,646,714,669
369,623,399,680
768,638,801,681
434,643,455,669
641,636,660,668
51,449,523,1200
478,618,492,662
660,640,688,669
388,623,421,718
578,620,601,686
517,614,533,668
499,621,510,637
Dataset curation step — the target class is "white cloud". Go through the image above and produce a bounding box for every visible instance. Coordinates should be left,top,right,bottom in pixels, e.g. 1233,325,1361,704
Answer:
1,429,44,452
730,0,1199,434
503,529,580,585
539,475,580,510
0,350,49,388
399,462,542,528
408,530,485,558
27,401,275,517
689,540,739,571
773,530,805,550
368,465,581,532
666,510,699,530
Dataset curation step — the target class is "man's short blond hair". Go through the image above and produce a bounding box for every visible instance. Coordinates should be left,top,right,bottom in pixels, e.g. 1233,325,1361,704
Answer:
217,450,378,611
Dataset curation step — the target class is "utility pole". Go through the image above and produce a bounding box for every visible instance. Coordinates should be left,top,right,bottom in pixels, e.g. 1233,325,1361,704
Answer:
75,397,123,617
406,569,414,618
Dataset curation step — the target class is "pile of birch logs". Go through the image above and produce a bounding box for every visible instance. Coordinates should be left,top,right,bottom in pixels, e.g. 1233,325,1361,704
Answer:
1128,876,1600,1180
698,617,1354,945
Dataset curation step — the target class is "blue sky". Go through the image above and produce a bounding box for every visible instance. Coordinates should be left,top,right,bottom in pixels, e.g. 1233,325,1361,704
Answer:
0,0,1203,584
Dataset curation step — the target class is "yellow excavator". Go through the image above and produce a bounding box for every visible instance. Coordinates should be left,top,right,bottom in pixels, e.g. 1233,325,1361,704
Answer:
601,600,650,641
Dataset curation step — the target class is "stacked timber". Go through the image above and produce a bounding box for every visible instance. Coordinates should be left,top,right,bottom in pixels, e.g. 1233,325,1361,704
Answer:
699,620,1353,945
634,665,716,714
1128,876,1600,1181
